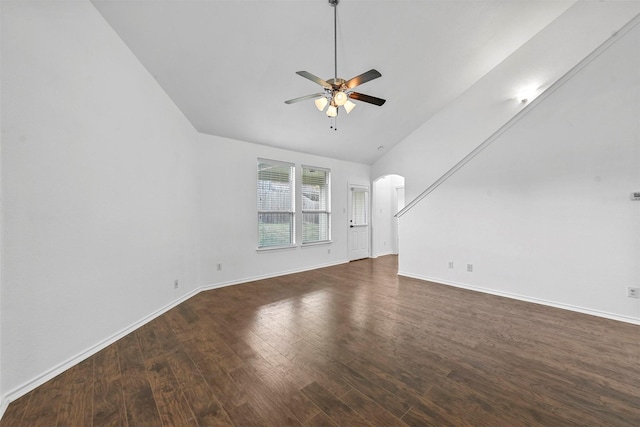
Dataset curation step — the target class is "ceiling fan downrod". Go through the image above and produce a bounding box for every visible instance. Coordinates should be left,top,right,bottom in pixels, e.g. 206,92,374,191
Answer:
330,0,339,80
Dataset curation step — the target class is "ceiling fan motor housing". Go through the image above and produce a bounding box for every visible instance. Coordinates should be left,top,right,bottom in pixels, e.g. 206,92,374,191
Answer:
328,78,347,89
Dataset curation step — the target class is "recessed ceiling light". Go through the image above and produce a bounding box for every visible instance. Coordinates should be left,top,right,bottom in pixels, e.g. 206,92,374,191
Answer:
516,84,539,103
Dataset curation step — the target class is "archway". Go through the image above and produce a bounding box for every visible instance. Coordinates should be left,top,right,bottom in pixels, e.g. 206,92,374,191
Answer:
372,174,405,258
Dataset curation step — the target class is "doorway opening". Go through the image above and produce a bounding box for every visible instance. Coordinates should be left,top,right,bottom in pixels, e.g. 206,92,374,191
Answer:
372,174,405,258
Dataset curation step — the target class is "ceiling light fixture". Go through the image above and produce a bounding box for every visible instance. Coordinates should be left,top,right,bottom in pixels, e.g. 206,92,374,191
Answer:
516,84,539,104
315,97,328,111
333,90,347,106
284,0,385,129
344,99,356,114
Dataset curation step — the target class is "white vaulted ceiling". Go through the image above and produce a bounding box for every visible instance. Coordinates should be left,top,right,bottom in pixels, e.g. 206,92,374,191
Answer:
90,0,578,164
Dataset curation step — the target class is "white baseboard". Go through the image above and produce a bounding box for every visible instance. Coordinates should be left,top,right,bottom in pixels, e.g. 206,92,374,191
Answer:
398,271,640,326
0,400,8,423
0,286,201,414
200,259,349,292
0,259,350,417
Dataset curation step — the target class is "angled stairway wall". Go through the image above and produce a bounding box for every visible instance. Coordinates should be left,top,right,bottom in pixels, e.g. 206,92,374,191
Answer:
373,7,640,323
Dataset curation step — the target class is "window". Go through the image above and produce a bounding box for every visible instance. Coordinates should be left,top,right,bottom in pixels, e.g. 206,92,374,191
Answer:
351,187,368,226
257,159,295,248
302,166,331,244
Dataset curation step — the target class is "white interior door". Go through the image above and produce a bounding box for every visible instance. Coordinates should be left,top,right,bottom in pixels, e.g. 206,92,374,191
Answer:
348,185,370,261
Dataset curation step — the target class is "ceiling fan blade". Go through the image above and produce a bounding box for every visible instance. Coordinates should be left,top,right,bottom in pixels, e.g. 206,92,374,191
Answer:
284,93,325,104
349,92,386,106
345,69,382,89
296,71,332,89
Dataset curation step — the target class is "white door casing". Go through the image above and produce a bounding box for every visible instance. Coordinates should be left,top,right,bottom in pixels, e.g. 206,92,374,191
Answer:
348,184,370,261
394,186,405,255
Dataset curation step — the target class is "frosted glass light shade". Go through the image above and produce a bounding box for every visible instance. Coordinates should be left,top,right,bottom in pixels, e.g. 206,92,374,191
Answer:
326,105,338,117
344,100,356,114
333,91,347,106
314,97,328,111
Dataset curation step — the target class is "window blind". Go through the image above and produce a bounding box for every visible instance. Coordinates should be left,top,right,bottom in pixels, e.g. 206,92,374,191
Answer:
302,166,331,244
351,188,368,226
258,159,295,248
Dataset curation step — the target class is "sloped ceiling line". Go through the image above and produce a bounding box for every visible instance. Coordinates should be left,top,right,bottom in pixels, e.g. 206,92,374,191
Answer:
90,0,576,164
396,12,640,219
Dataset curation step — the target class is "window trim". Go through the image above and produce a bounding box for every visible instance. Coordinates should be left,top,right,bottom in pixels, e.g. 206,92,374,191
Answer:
257,158,296,249
301,164,331,245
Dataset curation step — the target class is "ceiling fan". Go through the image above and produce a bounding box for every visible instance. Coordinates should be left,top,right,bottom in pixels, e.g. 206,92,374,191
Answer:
285,0,385,127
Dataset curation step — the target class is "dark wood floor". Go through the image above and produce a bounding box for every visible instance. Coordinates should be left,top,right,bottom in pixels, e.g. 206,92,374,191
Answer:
2,255,639,426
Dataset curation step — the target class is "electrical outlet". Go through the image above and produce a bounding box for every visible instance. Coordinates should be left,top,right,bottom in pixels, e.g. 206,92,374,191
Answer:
327,248,331,254
174,280,179,289
448,262,454,269
217,263,222,271
467,264,473,272
627,287,639,298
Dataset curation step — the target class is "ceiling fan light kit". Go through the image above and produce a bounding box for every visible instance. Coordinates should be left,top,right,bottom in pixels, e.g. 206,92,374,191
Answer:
285,0,385,129
314,97,328,111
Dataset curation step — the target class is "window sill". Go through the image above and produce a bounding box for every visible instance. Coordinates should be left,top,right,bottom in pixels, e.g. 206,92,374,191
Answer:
256,244,297,253
256,241,332,252
301,241,332,248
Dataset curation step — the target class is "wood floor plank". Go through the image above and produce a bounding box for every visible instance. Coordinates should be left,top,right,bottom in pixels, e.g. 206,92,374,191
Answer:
92,345,128,427
2,255,638,426
400,404,462,427
271,336,353,398
0,392,31,427
227,330,320,422
347,356,433,400
178,309,247,373
117,333,163,427
316,358,412,418
165,349,235,426
136,322,203,426
144,358,198,427
165,307,248,410
301,381,372,426
226,401,268,427
228,366,302,426
340,388,408,427
55,357,94,427
304,410,339,427
180,345,247,410
19,372,65,427
284,390,322,425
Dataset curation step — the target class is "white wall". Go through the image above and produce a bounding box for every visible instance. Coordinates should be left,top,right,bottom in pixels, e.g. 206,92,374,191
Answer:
1,0,202,404
384,19,640,322
0,1,371,412
197,133,370,286
372,1,640,205
372,175,404,257
0,0,3,409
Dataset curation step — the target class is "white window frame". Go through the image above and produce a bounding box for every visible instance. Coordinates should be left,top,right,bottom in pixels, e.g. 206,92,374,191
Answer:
257,159,296,250
301,165,331,245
